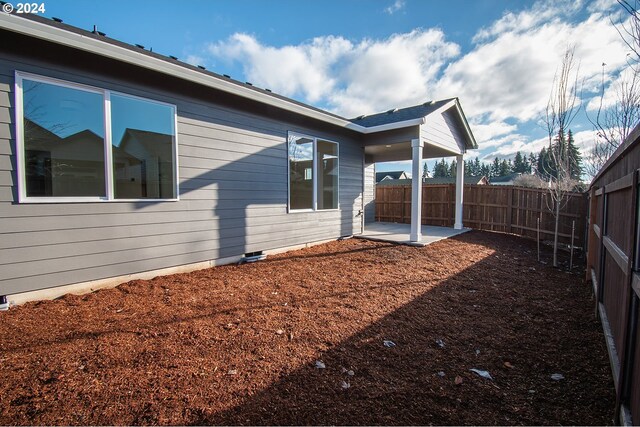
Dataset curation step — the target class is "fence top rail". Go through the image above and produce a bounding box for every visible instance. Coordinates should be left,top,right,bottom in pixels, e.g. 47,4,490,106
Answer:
589,122,640,187
378,183,586,197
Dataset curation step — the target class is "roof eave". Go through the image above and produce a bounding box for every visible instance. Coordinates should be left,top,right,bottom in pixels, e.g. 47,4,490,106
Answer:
0,14,477,143
452,99,478,150
347,117,426,134
0,13,362,131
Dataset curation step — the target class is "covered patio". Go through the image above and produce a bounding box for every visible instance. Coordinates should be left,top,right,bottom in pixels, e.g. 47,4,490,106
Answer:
356,98,477,245
356,222,469,247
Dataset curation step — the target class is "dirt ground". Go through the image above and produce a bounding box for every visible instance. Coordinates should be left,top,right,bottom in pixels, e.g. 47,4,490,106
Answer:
0,230,614,425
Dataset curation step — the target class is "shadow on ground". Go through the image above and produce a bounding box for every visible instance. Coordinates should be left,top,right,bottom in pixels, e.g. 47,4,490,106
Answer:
0,232,614,425
200,232,614,426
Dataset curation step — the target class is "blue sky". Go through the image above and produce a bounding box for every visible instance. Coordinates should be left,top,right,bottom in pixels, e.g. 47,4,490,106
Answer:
42,0,630,177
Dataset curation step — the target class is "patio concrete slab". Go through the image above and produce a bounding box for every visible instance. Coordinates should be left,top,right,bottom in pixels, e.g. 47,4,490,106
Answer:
356,222,470,247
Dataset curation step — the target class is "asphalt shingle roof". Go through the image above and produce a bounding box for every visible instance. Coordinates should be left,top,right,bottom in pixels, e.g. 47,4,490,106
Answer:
349,98,455,127
375,171,407,182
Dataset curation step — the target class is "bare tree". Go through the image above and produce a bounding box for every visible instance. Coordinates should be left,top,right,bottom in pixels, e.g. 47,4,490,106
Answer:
543,47,581,268
586,64,640,176
586,1,640,176
615,0,640,64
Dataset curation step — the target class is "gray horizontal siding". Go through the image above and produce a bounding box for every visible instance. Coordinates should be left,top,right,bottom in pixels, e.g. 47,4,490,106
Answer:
3,226,340,293
0,48,364,295
421,110,464,154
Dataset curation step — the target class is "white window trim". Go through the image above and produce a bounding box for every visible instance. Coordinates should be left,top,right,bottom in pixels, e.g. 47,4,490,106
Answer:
287,131,340,213
14,71,180,203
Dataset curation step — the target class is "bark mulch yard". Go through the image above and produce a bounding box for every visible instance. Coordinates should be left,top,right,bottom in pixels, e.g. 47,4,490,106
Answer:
0,230,614,425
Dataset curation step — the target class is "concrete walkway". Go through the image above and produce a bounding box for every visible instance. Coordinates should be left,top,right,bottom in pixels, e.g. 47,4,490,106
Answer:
356,222,470,247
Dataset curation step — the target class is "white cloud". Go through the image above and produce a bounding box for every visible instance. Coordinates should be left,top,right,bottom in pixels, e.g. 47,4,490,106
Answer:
208,29,459,117
385,0,406,15
483,129,598,160
585,64,637,111
587,0,618,13
185,54,205,67
469,119,518,144
199,0,633,167
434,7,629,124
472,0,581,44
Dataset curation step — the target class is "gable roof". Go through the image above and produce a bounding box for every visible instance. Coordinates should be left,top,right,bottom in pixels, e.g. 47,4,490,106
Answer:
423,175,488,185
375,171,407,182
377,175,488,186
350,99,455,128
0,13,477,148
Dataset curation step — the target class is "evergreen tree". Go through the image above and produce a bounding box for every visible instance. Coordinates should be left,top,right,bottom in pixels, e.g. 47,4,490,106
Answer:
538,129,583,181
422,162,429,179
537,147,549,179
449,159,457,177
491,157,501,177
432,158,449,177
464,160,473,177
513,151,528,174
480,163,491,177
473,157,482,176
499,159,511,176
566,130,583,180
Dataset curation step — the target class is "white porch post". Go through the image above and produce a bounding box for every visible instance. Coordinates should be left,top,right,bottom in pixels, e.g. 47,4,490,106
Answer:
454,154,464,230
410,138,424,242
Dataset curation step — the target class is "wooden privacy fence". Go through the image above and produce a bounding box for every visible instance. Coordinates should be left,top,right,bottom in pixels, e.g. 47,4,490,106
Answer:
375,184,588,247
586,125,640,425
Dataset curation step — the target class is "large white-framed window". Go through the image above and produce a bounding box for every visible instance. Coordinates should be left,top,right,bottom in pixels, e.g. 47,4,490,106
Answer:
287,132,339,212
15,71,179,202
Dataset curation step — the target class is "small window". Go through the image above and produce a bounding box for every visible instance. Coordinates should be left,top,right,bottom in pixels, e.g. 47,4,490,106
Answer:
288,134,313,210
111,94,176,199
288,132,339,211
317,139,338,210
16,72,178,202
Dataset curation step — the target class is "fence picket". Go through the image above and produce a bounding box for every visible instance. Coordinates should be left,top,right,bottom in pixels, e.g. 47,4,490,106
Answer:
375,184,588,247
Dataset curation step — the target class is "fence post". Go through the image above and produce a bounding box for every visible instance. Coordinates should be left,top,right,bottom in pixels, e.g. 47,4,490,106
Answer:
570,220,575,271
400,187,405,223
586,188,597,282
537,216,540,262
506,187,513,233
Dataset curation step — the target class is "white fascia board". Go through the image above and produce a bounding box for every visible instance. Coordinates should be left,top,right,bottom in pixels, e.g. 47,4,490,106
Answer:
452,102,477,149
347,117,425,134
0,14,363,131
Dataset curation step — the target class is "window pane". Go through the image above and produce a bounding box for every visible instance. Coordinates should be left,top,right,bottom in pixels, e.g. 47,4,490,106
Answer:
317,140,338,210
289,134,313,210
111,94,176,199
22,79,105,197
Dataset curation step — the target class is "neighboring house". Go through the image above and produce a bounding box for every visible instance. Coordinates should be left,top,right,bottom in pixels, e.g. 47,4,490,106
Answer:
422,175,489,185
490,173,522,185
375,171,409,183
0,13,476,304
376,175,488,186
376,178,413,187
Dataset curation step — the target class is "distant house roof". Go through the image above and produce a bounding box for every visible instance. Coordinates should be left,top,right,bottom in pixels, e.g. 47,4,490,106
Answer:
350,99,455,128
376,171,408,183
423,175,489,185
376,178,413,186
377,175,489,186
490,173,522,185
